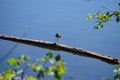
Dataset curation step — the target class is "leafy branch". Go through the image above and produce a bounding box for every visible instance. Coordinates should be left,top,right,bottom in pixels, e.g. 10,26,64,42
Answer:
86,3,120,29
0,53,66,80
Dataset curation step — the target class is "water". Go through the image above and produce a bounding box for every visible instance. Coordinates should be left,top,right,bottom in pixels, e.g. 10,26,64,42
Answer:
0,0,120,80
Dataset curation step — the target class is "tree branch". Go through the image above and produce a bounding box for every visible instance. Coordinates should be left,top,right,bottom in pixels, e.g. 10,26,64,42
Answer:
0,34,119,65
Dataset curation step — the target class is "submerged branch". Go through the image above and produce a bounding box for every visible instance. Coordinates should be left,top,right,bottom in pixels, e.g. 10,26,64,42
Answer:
0,34,119,65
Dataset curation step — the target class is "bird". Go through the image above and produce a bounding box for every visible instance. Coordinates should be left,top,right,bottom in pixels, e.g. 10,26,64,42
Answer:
55,33,61,39
55,33,61,43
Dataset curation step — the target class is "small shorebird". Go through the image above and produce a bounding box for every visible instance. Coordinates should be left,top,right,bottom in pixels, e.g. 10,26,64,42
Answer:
55,33,61,43
55,33,61,38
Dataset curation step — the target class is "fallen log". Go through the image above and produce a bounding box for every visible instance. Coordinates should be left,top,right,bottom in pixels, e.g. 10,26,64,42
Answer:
0,34,119,65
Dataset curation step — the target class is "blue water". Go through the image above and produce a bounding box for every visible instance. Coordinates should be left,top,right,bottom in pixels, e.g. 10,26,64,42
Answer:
0,0,120,80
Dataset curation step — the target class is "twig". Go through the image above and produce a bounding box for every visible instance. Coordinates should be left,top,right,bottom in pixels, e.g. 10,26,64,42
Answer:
0,34,119,65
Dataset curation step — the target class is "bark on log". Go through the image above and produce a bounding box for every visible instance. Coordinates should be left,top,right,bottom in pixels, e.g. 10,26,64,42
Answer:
0,34,119,65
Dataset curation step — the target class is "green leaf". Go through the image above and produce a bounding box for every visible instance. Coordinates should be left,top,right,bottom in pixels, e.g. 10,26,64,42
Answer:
86,14,94,21
0,75,3,80
116,17,120,22
106,12,110,15
105,12,111,20
97,12,103,20
34,65,43,72
44,67,54,75
113,63,120,79
13,66,18,73
94,22,103,29
45,52,53,59
7,58,19,65
113,10,120,16
37,70,44,78
47,71,54,76
48,66,56,70
26,76,36,80
118,63,120,67
54,70,62,80
11,78,17,80
18,55,29,62
53,61,66,79
38,57,46,62
29,63,43,72
4,69,13,79
56,61,66,73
